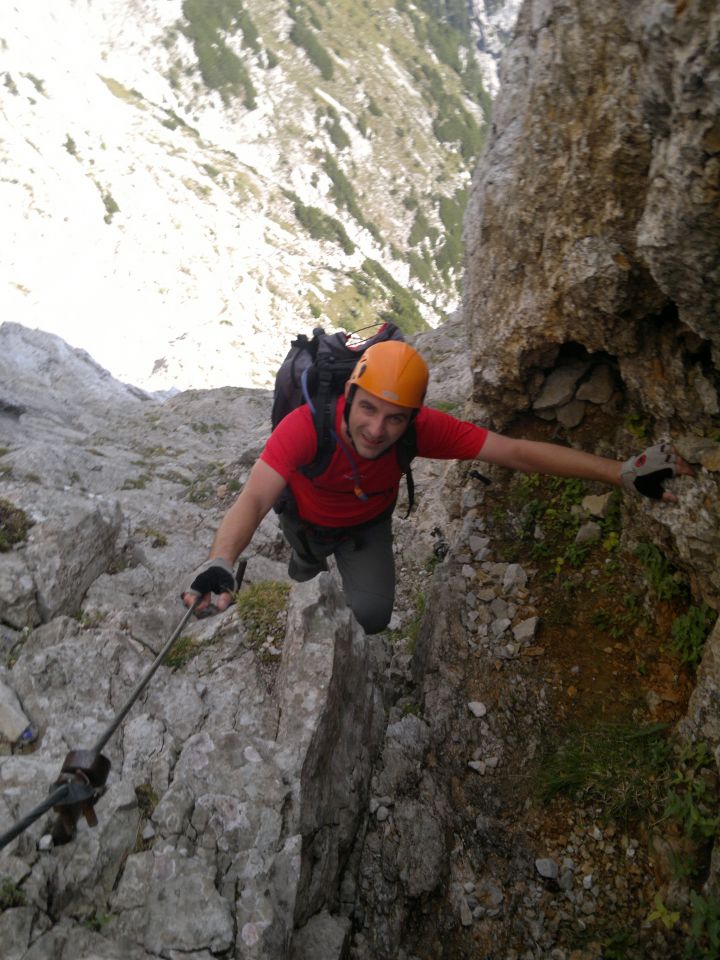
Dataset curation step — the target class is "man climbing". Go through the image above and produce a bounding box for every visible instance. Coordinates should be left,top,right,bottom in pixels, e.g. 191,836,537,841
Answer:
182,340,693,633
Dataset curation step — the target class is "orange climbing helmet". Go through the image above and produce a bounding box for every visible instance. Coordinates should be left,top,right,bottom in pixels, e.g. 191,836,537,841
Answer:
346,340,429,410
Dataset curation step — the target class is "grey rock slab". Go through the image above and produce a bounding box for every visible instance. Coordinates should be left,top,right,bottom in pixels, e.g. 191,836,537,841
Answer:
22,920,156,960
556,398,587,428
111,850,234,955
513,617,539,644
0,550,41,629
0,906,41,960
467,701,487,718
374,713,430,799
675,435,720,472
502,563,528,594
575,521,602,545
532,362,592,411
290,909,351,960
581,493,613,518
535,857,559,880
0,676,33,744
392,800,445,898
276,574,383,925
575,364,615,404
19,489,124,620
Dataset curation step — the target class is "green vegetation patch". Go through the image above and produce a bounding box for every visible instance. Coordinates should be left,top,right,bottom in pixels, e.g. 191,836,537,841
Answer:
505,473,604,575
537,721,673,825
634,543,717,668
324,105,350,150
671,603,716,669
288,3,334,80
181,0,259,108
354,258,429,334
635,543,688,602
101,190,120,224
235,580,290,649
322,154,382,244
0,498,33,552
435,186,468,278
0,878,26,910
412,61,486,162
287,190,355,254
165,635,204,669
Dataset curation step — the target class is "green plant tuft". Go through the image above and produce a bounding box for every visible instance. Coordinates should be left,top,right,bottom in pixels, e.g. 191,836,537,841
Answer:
635,542,688,602
165,635,203,669
235,581,290,650
671,603,716,668
664,742,720,843
0,878,25,910
0,499,33,552
686,890,720,959
536,721,672,824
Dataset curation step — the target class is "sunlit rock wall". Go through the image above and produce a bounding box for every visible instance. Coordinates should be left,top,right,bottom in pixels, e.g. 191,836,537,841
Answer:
463,0,720,603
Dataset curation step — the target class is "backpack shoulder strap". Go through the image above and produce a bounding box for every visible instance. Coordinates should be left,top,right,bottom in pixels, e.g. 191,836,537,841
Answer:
301,391,337,480
396,422,418,517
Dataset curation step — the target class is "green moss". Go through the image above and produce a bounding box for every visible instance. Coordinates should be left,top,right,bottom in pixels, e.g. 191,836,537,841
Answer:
165,635,203,668
0,879,26,910
235,581,291,648
0,499,33,552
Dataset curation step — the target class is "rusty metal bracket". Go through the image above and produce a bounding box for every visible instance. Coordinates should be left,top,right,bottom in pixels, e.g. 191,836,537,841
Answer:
49,749,111,846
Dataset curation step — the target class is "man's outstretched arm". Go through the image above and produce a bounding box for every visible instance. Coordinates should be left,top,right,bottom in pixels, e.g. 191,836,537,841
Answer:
478,433,694,503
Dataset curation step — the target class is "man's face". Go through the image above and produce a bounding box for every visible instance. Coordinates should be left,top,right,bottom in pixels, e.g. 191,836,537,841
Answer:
344,386,413,459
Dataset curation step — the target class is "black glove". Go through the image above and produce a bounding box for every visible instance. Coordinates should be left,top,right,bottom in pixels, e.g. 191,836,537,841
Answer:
620,442,677,499
185,558,236,598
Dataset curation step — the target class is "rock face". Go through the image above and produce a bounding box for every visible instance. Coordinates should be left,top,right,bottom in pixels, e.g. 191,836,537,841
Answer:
0,324,385,960
0,320,476,959
463,0,720,603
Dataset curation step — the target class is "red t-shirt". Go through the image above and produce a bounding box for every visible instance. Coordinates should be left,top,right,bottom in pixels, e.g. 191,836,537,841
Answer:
261,397,488,527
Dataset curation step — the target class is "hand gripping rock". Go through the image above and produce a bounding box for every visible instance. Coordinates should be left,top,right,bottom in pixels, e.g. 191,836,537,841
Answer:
620,442,677,499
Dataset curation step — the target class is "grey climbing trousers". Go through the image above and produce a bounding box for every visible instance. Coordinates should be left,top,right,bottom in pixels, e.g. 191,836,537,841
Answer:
278,511,395,635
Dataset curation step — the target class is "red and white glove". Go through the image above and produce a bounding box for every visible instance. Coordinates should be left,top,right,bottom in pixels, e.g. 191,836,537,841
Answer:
620,442,678,499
